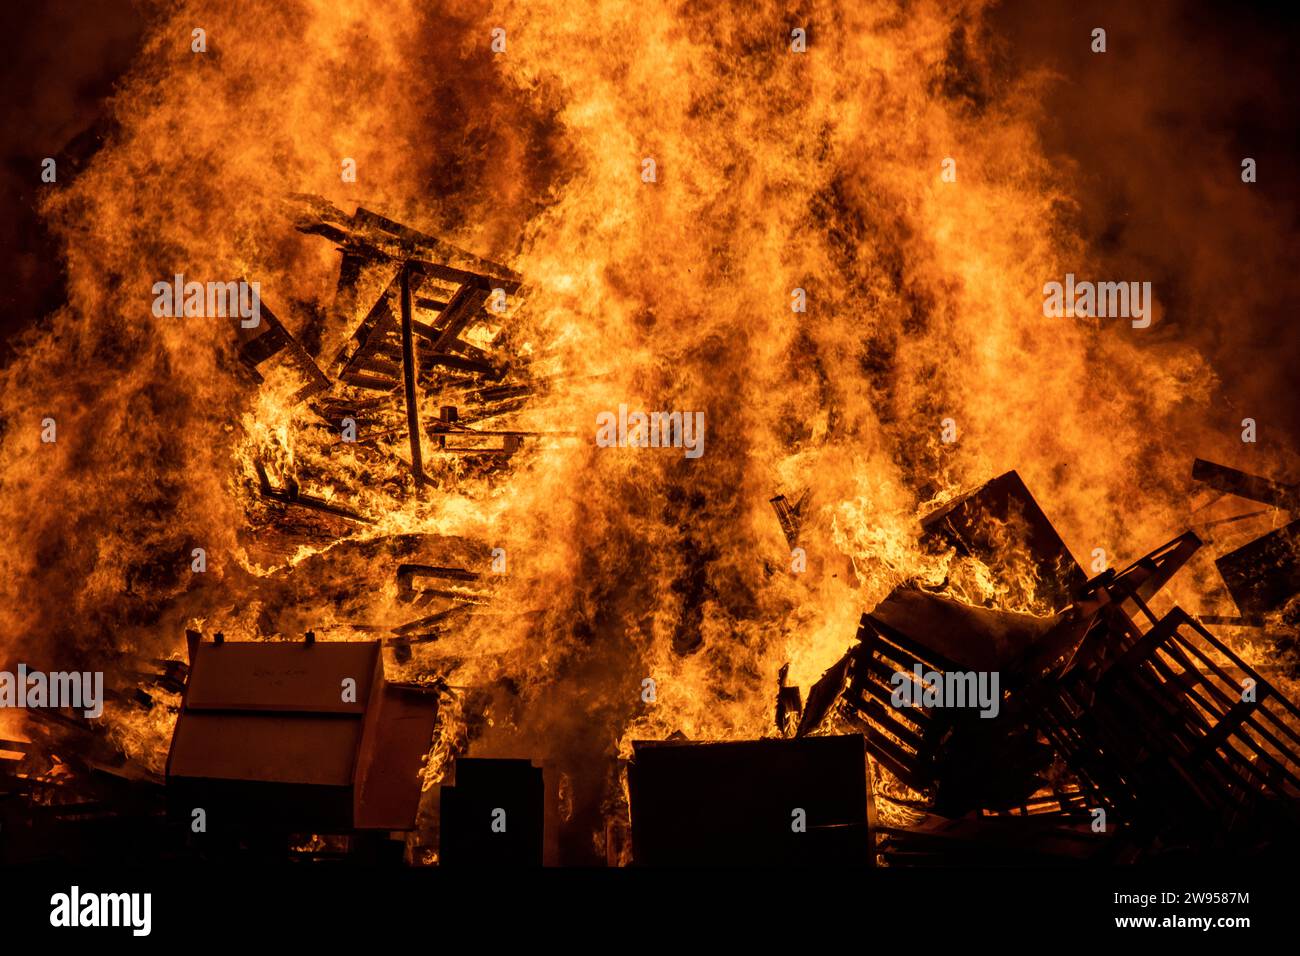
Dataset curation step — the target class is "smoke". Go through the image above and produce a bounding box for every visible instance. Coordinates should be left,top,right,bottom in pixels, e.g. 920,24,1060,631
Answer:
998,0,1300,463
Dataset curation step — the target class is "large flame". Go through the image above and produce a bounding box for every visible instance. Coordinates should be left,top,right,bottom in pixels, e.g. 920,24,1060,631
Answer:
2,0,1295,860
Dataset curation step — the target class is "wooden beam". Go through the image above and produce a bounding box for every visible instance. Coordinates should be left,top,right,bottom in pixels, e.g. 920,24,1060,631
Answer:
399,263,427,485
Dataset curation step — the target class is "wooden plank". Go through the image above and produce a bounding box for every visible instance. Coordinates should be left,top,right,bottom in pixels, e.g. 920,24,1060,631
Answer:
1192,458,1300,509
430,283,490,353
399,264,426,484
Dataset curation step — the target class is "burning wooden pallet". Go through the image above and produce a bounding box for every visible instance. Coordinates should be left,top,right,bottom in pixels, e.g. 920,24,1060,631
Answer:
811,588,1060,816
1192,458,1300,618
239,197,536,529
230,199,544,569
921,470,1087,612
1041,602,1300,839
788,463,1300,860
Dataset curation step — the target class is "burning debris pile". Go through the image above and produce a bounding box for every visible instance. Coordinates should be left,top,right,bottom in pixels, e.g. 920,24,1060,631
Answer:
3,197,1299,868
766,467,1300,865
4,0,1300,873
241,196,536,530
1,201,550,863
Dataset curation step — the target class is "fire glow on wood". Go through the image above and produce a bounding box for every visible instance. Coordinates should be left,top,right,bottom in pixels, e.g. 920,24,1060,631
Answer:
1,0,1299,873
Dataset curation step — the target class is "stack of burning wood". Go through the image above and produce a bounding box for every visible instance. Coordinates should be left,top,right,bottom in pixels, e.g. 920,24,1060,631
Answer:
0,658,177,863
238,195,538,527
2,201,539,863
235,197,541,654
6,198,1300,866
782,465,1300,865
